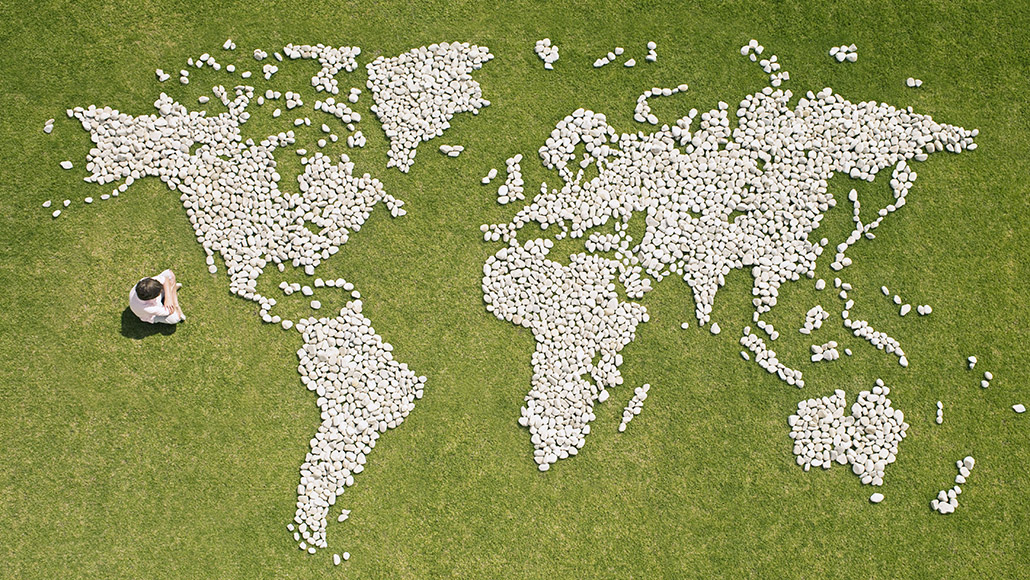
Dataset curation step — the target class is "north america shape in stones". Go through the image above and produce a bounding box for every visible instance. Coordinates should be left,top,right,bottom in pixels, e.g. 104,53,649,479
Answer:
65,42,488,553
483,50,975,471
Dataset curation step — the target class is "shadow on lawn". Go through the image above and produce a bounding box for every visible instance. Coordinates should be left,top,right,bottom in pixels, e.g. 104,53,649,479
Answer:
121,307,177,339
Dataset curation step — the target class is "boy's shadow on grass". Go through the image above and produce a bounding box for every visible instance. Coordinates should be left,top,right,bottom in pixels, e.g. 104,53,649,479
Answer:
121,307,176,339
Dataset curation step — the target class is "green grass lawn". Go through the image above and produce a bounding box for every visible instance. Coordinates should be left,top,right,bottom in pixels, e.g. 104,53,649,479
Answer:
1,0,1028,577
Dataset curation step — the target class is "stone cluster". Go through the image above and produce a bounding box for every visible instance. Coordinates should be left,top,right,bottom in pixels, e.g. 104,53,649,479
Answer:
481,167,498,185
366,42,493,172
843,310,907,367
741,326,804,386
789,382,909,486
283,44,361,94
534,38,559,70
634,85,689,125
741,40,788,86
593,46,625,68
830,44,858,63
810,341,839,362
496,154,525,205
799,305,829,334
936,401,944,424
931,456,975,514
439,144,464,157
906,77,924,88
618,384,650,432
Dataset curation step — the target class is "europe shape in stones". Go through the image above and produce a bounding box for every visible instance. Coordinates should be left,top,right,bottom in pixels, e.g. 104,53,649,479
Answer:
482,50,976,472
64,42,492,552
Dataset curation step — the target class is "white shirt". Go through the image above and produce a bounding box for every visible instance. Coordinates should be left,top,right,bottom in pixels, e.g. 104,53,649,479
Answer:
129,273,180,323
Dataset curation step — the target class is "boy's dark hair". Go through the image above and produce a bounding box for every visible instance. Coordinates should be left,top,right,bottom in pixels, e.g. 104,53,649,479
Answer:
136,278,163,301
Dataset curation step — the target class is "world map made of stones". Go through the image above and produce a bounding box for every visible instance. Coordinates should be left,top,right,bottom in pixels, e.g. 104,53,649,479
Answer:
60,40,976,553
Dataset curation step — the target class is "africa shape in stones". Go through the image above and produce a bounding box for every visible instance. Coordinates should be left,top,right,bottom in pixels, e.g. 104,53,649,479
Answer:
482,44,976,473
64,42,492,553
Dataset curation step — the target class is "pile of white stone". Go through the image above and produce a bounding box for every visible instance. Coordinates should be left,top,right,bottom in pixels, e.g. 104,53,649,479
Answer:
740,327,804,387
906,77,924,88
936,401,945,424
790,390,849,471
534,38,559,70
593,46,624,68
741,40,788,86
980,371,993,389
645,41,658,63
592,43,656,68
283,44,361,95
931,456,975,514
634,85,688,125
475,167,496,186
439,144,464,157
830,44,858,63
366,42,493,172
618,384,650,432
496,154,524,204
347,131,366,149
843,311,907,367
483,239,648,471
810,341,840,362
799,305,829,334
789,382,908,486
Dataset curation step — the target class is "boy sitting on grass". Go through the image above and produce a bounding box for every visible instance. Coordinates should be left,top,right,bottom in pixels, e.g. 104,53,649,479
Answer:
129,269,186,324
